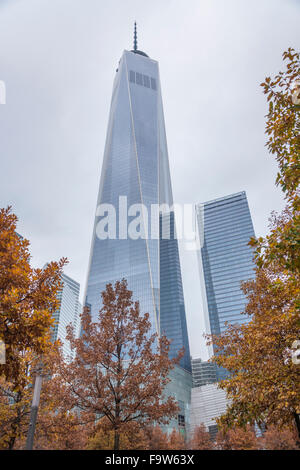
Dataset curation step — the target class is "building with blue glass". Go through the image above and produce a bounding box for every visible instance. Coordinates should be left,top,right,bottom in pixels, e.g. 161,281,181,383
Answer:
84,30,192,431
52,273,81,359
196,192,255,359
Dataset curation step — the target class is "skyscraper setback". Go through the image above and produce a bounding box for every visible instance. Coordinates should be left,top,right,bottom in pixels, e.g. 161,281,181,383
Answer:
84,28,192,423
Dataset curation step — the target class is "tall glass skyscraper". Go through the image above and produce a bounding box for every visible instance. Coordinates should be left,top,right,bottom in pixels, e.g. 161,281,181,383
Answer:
84,31,192,429
52,273,81,359
196,192,255,358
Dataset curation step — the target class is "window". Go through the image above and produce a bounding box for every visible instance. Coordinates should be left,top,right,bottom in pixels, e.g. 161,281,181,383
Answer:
136,72,143,85
178,414,185,427
151,77,157,90
129,70,157,91
208,425,218,440
143,75,150,88
129,70,135,83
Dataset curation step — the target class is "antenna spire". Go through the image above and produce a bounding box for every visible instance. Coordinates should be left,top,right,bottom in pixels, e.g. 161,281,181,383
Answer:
131,22,149,57
133,21,138,51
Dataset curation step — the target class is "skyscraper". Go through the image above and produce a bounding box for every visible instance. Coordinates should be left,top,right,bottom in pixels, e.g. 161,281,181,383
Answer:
84,28,192,429
52,273,81,359
196,191,255,358
191,357,217,387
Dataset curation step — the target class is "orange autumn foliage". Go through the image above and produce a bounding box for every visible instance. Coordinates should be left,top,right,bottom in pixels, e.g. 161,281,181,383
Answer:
0,206,66,383
189,424,213,450
48,279,182,450
168,428,186,450
143,426,169,450
87,417,148,450
216,425,258,450
261,425,299,450
0,207,67,449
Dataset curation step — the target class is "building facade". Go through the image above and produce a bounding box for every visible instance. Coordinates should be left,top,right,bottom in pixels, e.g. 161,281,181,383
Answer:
52,273,81,359
196,191,255,359
84,37,192,430
190,192,255,434
191,357,217,387
190,383,228,439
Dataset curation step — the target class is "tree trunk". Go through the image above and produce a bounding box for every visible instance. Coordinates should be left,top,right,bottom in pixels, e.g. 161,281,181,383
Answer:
8,419,18,449
114,429,120,450
293,412,300,441
8,435,16,450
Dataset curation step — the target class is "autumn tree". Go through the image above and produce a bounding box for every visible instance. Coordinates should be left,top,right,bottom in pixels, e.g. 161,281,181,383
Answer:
86,417,148,450
87,428,120,450
189,424,214,450
0,207,66,449
0,340,91,451
0,343,89,450
209,49,300,441
216,425,258,450
32,360,93,451
262,49,299,197
49,279,182,450
168,428,186,450
250,48,300,274
0,351,33,449
261,425,299,450
86,418,129,450
209,255,300,436
145,426,170,451
0,206,66,383
32,411,91,450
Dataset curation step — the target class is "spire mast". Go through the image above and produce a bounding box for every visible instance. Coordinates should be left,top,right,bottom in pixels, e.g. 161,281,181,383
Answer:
133,21,138,51
131,22,148,57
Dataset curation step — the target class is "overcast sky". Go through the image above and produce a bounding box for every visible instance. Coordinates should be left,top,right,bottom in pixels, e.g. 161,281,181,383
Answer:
0,0,299,359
